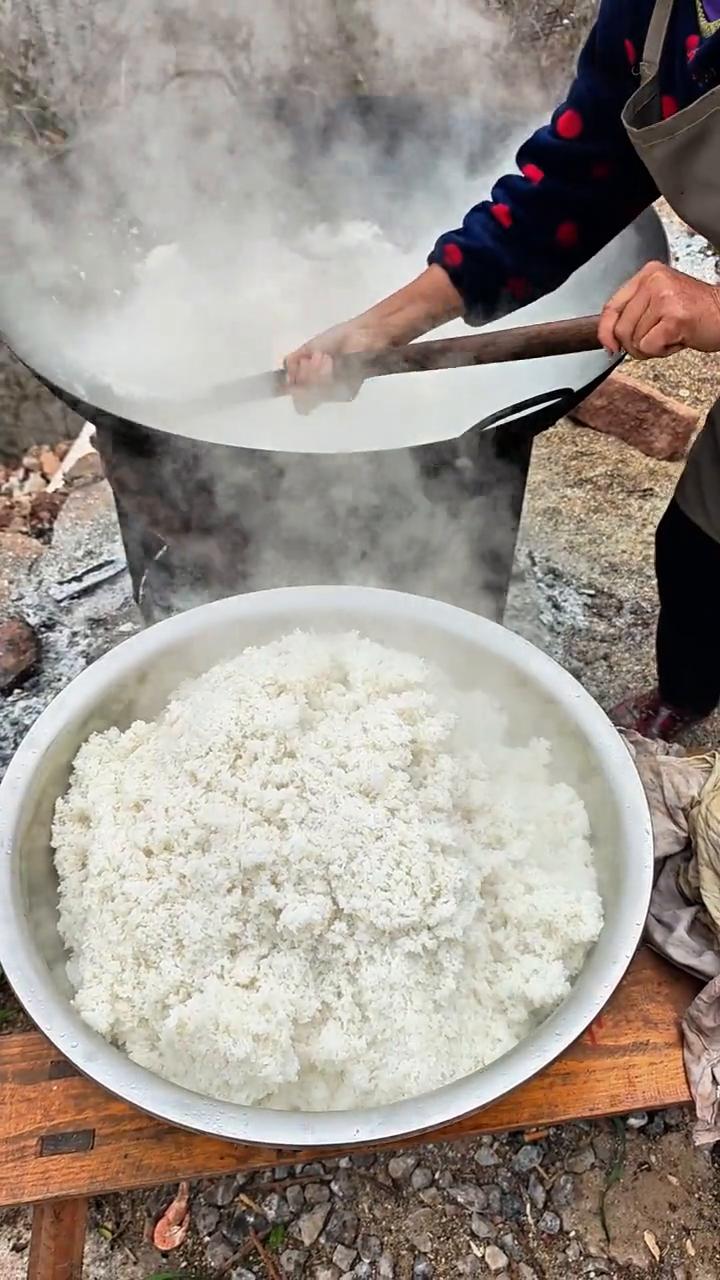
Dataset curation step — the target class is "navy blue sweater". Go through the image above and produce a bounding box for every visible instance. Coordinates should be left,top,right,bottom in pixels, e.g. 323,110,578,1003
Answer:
429,0,720,322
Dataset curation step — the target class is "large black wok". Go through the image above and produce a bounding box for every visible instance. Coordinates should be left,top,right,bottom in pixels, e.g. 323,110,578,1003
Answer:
0,97,668,620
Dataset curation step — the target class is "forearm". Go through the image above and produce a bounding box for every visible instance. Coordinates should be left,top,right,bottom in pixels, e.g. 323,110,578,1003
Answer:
351,266,463,346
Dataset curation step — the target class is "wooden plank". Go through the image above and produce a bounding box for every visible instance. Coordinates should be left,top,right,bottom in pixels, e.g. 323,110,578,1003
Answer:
27,1199,87,1280
0,948,696,1208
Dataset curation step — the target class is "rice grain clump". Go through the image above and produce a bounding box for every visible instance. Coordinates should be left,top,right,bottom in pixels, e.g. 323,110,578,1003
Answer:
52,631,603,1110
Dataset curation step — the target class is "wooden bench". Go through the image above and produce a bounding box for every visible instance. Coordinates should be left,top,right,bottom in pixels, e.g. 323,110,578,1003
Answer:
0,948,697,1280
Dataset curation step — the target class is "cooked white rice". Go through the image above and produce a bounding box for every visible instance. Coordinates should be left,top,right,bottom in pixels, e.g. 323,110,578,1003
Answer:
52,631,603,1110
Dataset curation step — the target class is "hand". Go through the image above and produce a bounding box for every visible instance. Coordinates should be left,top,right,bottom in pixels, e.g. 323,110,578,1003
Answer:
284,320,384,416
598,261,720,359
284,265,463,414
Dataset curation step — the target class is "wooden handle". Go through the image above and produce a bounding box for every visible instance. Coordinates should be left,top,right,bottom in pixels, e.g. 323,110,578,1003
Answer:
170,314,603,415
339,314,603,382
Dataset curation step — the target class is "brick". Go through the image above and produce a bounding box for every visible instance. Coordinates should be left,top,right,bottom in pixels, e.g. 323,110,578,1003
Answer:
569,371,699,461
0,616,39,690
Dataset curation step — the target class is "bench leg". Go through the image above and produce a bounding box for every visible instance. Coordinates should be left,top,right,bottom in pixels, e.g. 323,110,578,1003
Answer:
28,1198,88,1280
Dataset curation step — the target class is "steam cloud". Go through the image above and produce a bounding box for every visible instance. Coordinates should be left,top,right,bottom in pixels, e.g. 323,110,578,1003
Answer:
0,1,568,620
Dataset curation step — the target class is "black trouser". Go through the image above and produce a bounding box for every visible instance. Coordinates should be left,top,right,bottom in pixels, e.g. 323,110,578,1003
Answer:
656,497,720,715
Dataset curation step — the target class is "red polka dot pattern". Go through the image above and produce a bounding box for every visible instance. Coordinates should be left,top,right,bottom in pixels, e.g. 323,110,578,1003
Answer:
442,243,463,269
555,108,583,140
522,163,544,184
491,203,513,229
592,161,612,179
624,38,637,65
556,221,579,249
686,34,700,60
507,277,531,301
662,95,678,119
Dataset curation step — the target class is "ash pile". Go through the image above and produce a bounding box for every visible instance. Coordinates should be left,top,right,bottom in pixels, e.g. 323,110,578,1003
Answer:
0,427,140,774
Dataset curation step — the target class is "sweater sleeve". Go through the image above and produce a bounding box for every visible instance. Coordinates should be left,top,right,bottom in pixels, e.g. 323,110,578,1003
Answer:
429,4,659,323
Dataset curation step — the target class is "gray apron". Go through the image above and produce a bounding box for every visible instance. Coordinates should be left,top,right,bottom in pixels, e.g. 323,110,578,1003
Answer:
622,0,720,541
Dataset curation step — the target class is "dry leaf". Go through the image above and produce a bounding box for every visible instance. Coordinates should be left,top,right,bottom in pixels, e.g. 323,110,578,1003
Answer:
643,1230,661,1263
686,1238,697,1258
468,1241,484,1260
153,1182,191,1251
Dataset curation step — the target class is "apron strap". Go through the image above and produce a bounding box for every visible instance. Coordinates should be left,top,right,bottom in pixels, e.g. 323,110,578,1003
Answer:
641,0,676,81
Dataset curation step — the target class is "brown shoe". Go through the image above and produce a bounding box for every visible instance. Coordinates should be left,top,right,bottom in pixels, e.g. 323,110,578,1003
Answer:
609,687,707,742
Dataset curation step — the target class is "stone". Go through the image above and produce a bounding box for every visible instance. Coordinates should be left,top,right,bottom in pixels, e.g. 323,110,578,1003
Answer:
484,1245,509,1273
305,1183,331,1205
331,1171,355,1199
357,1233,382,1262
484,1186,503,1216
449,1183,487,1212
406,1209,433,1236
325,1210,359,1248
436,1170,455,1189
351,1154,376,1169
539,1211,561,1235
0,617,38,690
332,1245,358,1272
231,1270,256,1280
645,1114,666,1138
297,1204,330,1247
550,1173,575,1210
313,1269,341,1280
205,1232,236,1269
517,1267,539,1280
500,1192,524,1222
412,1234,433,1256
664,1106,686,1128
204,1172,238,1203
527,1173,547,1212
388,1155,419,1182
281,1249,309,1278
470,1214,495,1240
511,1145,543,1174
569,371,699,461
626,1111,649,1130
378,1253,395,1278
352,1266,373,1280
0,531,42,608
457,1258,482,1278
287,1184,307,1215
67,451,104,483
412,1259,434,1280
419,1189,442,1207
498,1233,522,1261
194,1203,220,1237
566,1147,596,1174
566,1240,583,1263
230,1205,269,1242
474,1146,499,1167
411,1166,434,1191
264,1193,293,1224
24,472,47,495
39,448,60,479
300,1163,326,1178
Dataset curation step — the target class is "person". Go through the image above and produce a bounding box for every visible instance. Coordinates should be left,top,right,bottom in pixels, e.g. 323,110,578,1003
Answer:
285,0,720,742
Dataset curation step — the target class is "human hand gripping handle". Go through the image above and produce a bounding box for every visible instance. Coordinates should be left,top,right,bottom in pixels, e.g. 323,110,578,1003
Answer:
598,261,720,360
284,265,463,414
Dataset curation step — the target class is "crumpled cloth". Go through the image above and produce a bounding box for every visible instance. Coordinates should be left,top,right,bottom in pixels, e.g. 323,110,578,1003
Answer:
624,733,720,1144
